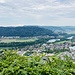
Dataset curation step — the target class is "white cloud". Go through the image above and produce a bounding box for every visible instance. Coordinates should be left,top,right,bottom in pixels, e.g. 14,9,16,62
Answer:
0,0,5,3
0,0,75,26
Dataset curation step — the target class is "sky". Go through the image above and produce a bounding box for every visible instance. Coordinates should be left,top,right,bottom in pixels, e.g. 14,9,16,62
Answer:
0,0,75,26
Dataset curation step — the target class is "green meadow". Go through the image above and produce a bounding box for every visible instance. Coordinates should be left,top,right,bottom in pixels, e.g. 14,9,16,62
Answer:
0,38,38,43
55,40,71,44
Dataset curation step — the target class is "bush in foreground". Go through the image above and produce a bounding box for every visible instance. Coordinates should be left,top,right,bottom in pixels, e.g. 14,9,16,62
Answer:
0,50,75,75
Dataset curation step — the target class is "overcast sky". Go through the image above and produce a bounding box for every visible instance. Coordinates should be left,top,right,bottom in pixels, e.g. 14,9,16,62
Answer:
0,0,75,26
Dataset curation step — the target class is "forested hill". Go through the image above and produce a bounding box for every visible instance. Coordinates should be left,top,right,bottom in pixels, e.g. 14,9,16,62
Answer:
40,26,64,33
40,26,75,33
0,26,57,37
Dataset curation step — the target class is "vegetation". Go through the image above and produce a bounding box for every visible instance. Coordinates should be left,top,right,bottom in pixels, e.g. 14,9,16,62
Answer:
0,37,53,47
0,26,57,37
0,38,37,43
0,26,75,75
55,40,71,44
41,26,75,34
0,50,75,75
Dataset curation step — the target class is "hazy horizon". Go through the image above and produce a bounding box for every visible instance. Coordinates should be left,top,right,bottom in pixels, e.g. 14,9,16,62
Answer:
0,0,75,26
0,25,75,27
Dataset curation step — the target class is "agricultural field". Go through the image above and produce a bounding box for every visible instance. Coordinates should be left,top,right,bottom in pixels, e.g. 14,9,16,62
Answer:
55,40,71,44
0,38,38,43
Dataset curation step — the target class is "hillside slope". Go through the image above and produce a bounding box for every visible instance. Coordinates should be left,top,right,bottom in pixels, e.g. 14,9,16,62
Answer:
0,26,57,37
40,26,64,33
40,26,75,33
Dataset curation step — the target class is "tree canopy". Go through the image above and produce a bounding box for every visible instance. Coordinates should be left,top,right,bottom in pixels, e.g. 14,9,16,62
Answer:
0,26,57,37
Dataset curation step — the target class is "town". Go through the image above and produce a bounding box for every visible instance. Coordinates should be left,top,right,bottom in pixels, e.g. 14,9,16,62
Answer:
17,37,75,57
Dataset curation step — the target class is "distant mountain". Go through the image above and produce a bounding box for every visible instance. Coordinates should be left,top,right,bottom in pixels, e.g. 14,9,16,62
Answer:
40,26,75,34
40,26,64,33
60,26,75,31
0,26,57,37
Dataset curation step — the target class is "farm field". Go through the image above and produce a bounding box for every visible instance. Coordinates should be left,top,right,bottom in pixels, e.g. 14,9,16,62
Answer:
0,38,38,43
55,40,71,44
0,47,17,50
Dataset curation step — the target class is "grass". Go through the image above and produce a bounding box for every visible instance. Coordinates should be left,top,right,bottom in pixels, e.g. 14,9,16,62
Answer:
55,40,71,44
0,47,16,50
0,38,38,43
